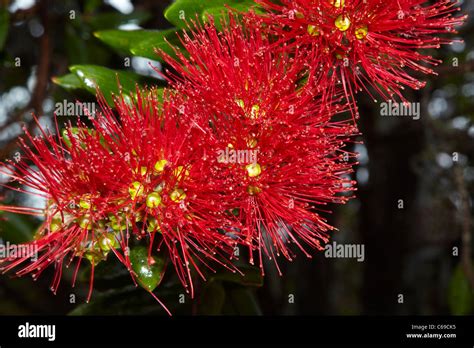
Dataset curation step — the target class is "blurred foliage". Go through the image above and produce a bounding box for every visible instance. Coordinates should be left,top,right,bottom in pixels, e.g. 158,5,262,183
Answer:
0,7,8,50
448,263,474,315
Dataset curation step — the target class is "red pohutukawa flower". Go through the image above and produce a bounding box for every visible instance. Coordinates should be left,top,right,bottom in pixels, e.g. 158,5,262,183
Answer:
0,89,240,312
253,0,466,112
0,117,131,302
89,90,240,295
211,119,358,274
158,15,358,273
159,14,347,127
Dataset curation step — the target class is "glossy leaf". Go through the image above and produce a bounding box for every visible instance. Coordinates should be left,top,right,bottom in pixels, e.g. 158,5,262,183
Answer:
52,73,83,91
63,65,150,105
164,0,256,28
130,246,166,292
54,69,165,109
202,2,261,30
130,33,183,61
95,29,181,61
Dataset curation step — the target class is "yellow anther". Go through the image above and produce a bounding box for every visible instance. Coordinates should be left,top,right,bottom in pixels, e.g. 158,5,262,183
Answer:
173,166,190,179
146,192,162,209
154,159,168,173
247,185,262,195
335,15,351,31
170,188,186,203
331,0,345,8
246,163,262,177
247,138,258,149
78,216,92,230
307,24,320,36
79,196,92,209
129,181,144,200
355,25,368,40
250,105,260,119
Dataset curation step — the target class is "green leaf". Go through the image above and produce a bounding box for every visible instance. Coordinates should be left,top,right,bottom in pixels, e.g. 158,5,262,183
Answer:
0,212,36,244
87,11,151,30
211,265,263,287
52,73,83,91
448,263,474,315
130,31,183,61
65,65,150,106
198,280,226,315
0,6,9,51
164,0,256,28
202,2,261,30
94,29,181,61
54,67,165,109
130,246,166,292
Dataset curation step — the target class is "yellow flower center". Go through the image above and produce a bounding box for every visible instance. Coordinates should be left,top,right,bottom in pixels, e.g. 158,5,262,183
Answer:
170,188,186,203
307,24,320,36
133,166,148,176
173,166,190,179
250,105,260,119
50,218,61,232
331,0,345,8
146,192,162,209
355,25,368,40
247,185,262,195
154,159,168,173
78,215,92,230
335,15,351,31
246,163,262,178
247,138,258,149
129,181,144,200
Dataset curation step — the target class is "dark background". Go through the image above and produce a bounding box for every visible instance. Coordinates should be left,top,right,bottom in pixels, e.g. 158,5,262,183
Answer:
0,0,473,315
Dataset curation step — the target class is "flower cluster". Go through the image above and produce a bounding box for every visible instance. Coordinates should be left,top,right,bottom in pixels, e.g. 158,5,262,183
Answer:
0,91,242,311
253,0,466,114
159,16,357,272
0,0,464,313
